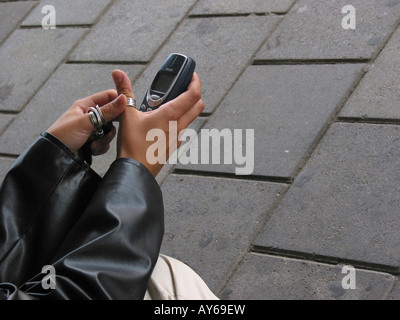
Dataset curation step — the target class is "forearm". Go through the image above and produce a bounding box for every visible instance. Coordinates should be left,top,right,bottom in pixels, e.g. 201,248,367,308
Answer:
20,158,164,300
0,132,101,286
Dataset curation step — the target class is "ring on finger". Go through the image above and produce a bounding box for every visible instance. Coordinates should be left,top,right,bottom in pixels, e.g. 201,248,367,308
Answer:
89,106,106,128
127,97,136,108
88,109,101,129
88,105,106,139
95,105,107,125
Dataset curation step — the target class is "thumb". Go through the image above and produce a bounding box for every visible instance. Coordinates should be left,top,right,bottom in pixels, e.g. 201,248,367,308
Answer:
112,69,135,99
100,93,127,122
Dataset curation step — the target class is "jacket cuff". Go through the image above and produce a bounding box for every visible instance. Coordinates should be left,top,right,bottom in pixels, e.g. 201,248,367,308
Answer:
41,132,94,170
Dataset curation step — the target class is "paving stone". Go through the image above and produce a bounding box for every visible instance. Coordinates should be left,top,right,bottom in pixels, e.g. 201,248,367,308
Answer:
255,123,400,269
0,157,17,186
256,0,400,61
0,1,36,44
159,174,287,293
222,253,395,299
0,28,85,112
22,0,112,26
175,64,364,178
190,0,295,15
340,27,400,119
132,16,281,114
69,0,197,62
0,64,143,168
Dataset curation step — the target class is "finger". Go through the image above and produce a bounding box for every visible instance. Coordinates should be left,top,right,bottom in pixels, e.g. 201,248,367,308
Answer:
98,93,127,123
178,98,205,132
79,89,118,111
157,72,202,119
112,69,135,98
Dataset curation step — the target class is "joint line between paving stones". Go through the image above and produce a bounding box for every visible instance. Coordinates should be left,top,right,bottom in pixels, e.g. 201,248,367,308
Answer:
173,168,293,184
65,60,148,65
251,245,400,276
20,24,92,29
253,58,370,65
0,110,19,115
188,12,287,19
0,153,18,160
336,117,400,126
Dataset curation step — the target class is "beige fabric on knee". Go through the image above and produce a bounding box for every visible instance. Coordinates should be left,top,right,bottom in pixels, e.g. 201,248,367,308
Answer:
144,254,219,300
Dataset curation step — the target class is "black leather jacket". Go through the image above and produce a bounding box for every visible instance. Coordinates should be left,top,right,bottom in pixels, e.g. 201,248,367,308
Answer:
0,133,164,299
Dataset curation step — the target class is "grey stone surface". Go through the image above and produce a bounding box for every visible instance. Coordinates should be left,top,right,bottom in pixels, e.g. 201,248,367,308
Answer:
160,174,287,293
0,0,399,301
22,0,112,26
176,64,364,178
190,0,295,15
340,27,400,119
0,1,36,44
0,157,16,186
0,64,143,160
0,28,85,112
69,0,197,62
222,253,395,300
256,0,400,61
132,16,281,114
255,123,400,268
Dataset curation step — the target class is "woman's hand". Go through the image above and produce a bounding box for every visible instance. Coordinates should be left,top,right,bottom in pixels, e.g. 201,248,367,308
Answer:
47,89,127,155
112,69,204,177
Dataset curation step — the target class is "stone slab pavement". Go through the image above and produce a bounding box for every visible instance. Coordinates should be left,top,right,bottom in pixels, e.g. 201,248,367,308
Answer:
0,0,400,300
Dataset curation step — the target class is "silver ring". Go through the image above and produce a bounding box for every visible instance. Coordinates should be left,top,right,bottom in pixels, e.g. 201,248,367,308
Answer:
89,106,105,128
95,105,106,125
127,97,136,107
88,110,100,129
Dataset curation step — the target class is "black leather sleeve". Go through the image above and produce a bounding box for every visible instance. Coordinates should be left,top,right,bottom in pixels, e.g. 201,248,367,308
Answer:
0,133,164,300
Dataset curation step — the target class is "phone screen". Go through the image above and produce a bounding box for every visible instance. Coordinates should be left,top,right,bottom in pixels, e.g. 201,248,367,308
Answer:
152,72,175,94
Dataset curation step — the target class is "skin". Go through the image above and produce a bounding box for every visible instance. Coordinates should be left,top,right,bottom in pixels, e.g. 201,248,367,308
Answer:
47,71,204,177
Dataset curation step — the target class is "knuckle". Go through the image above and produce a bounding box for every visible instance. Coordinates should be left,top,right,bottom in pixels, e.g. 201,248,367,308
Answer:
120,87,134,98
189,89,201,102
74,98,85,106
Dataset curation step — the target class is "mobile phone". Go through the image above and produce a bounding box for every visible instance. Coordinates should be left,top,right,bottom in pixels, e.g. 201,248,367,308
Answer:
139,53,196,112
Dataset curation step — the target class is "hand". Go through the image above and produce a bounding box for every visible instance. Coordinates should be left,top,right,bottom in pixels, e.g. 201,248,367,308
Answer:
47,90,127,155
112,69,204,176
